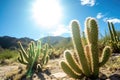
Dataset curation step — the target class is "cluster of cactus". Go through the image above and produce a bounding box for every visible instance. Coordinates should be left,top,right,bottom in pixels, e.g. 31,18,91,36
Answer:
18,41,49,78
37,43,50,71
107,22,120,53
60,17,111,79
50,48,64,59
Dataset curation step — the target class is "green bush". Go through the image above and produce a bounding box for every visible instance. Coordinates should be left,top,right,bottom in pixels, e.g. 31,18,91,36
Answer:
0,49,18,60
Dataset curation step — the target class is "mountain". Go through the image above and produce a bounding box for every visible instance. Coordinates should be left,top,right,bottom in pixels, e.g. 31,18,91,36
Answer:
40,36,73,49
40,36,67,44
0,36,34,49
0,36,73,50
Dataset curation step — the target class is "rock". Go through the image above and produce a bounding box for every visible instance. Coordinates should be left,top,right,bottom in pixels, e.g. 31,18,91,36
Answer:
109,70,120,80
109,74,120,80
99,72,107,80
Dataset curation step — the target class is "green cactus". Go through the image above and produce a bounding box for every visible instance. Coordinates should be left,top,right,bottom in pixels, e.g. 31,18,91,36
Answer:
18,41,49,78
85,18,99,77
107,22,120,53
60,17,111,79
37,43,50,70
49,47,65,59
108,22,114,41
71,20,91,76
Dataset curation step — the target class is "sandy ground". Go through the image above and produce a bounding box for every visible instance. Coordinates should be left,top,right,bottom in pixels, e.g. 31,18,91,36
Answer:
0,56,120,80
0,58,71,80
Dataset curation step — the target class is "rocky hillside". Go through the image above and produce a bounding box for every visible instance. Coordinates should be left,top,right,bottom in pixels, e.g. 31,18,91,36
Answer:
0,36,73,49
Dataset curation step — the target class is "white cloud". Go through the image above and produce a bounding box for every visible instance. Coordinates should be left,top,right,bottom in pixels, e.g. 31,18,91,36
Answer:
96,13,104,19
50,25,70,36
80,0,95,6
103,18,120,24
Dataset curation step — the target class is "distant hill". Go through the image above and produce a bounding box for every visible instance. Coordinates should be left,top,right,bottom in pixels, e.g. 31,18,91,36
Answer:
40,36,73,49
40,36,65,44
0,36,73,50
0,36,34,49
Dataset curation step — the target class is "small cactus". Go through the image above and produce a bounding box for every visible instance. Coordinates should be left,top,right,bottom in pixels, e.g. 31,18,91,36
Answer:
18,41,50,78
107,22,120,53
60,17,111,79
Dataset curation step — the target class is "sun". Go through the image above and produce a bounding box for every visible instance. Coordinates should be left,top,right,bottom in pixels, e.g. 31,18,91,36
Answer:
32,0,62,28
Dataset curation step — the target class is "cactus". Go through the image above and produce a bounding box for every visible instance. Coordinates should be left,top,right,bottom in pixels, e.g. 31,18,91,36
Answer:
37,43,50,70
18,41,49,78
49,47,65,59
82,31,87,46
107,22,120,53
60,17,111,79
108,22,119,42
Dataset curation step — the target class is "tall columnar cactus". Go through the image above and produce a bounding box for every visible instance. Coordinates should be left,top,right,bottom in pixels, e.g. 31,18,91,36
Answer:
61,17,111,79
18,41,49,78
107,22,120,53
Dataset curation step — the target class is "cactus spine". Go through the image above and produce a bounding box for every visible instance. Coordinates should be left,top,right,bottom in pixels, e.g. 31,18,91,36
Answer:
61,17,111,79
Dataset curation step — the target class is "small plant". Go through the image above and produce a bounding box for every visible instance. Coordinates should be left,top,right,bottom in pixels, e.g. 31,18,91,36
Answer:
50,48,64,59
0,49,18,65
0,49,18,60
107,22,120,53
60,17,111,79
18,41,49,78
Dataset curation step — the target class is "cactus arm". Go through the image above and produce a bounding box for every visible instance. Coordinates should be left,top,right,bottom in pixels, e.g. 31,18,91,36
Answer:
85,17,91,43
108,22,114,41
35,47,40,61
86,18,99,77
31,42,36,59
43,44,48,59
18,42,29,62
35,41,41,62
64,50,83,74
111,22,117,37
111,22,119,42
61,61,84,79
71,20,91,76
84,45,91,71
18,50,24,61
18,57,28,65
99,46,111,67
29,44,34,60
18,42,26,54
18,50,28,64
44,56,49,65
41,44,48,66
39,43,50,68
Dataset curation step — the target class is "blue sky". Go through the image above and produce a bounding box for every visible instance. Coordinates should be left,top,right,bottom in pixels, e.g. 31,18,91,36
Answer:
0,0,120,40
